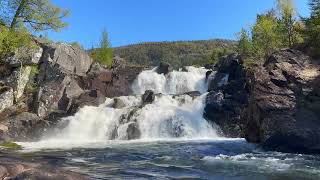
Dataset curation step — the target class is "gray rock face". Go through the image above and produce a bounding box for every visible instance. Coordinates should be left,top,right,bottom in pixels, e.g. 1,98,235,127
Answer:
42,43,92,76
7,66,32,100
0,87,14,113
4,47,43,67
36,76,84,117
33,43,94,117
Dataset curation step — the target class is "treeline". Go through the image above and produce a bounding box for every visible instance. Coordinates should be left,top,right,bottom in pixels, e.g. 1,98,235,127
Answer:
114,39,236,68
237,0,320,67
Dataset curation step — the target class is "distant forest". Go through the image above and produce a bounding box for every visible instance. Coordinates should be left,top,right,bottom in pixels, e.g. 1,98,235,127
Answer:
113,39,237,68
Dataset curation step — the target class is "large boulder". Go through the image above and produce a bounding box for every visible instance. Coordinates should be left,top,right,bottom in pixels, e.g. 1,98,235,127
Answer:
35,76,84,117
68,90,106,115
41,43,92,76
156,62,171,75
142,90,155,104
34,43,93,117
244,49,320,154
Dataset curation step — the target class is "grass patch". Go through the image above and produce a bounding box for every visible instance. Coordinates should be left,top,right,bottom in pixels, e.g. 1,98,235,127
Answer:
0,142,22,150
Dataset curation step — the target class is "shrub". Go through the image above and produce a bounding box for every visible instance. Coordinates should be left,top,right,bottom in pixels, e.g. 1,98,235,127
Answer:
0,26,32,59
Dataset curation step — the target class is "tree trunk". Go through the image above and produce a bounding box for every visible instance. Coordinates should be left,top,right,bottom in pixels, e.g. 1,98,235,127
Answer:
10,0,27,29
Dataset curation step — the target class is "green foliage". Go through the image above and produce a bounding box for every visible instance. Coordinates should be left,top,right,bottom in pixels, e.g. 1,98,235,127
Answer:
70,42,84,49
237,29,253,57
0,0,69,32
252,12,283,58
0,25,32,59
303,0,320,57
277,0,297,47
114,40,236,68
0,142,22,150
90,29,113,68
210,48,233,64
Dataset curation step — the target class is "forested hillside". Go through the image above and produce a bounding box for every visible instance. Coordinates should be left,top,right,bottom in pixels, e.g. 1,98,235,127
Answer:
113,39,237,68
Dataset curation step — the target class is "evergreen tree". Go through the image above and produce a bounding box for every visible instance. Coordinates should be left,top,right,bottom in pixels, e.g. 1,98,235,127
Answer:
304,0,320,57
277,0,298,47
91,29,113,68
252,12,282,57
237,28,252,57
0,0,69,31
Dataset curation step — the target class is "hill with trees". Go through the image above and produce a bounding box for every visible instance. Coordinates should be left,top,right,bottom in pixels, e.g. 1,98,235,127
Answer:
113,39,237,68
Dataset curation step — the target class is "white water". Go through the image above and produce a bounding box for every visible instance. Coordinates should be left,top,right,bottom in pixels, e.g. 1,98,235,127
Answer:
18,66,222,150
132,66,208,94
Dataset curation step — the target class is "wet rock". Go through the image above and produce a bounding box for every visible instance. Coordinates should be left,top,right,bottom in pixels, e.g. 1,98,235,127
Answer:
204,64,215,70
174,91,201,99
68,90,106,115
126,122,141,140
204,53,248,138
142,90,155,104
205,70,213,81
113,97,126,109
156,62,171,75
0,87,14,113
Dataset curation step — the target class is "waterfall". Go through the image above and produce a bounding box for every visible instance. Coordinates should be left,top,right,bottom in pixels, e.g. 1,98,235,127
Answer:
132,66,209,94
19,66,220,150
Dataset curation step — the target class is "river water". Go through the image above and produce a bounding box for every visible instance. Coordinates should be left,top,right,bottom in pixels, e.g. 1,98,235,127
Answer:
15,67,320,179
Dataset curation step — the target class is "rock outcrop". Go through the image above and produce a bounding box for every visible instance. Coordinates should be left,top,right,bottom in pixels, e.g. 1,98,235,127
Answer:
205,49,320,153
244,49,320,154
204,53,248,138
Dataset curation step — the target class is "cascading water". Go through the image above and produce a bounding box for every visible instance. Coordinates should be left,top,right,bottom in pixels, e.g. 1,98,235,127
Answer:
19,66,220,150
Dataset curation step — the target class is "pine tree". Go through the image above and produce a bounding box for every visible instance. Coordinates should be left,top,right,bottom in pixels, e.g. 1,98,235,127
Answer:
237,28,252,57
0,0,69,31
304,0,320,57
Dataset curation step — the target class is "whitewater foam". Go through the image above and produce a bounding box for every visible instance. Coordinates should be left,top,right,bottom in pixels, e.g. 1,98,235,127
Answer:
17,66,222,150
132,66,208,94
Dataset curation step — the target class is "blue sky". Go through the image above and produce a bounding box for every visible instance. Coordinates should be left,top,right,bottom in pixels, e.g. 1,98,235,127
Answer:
49,0,310,48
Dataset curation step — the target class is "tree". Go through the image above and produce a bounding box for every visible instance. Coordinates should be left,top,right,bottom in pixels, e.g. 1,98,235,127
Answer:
303,0,320,57
90,29,113,68
0,0,69,31
277,0,297,47
252,12,283,57
237,28,252,57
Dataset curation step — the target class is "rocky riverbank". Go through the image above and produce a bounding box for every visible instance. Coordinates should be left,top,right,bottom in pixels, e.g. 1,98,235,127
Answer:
204,49,320,154
0,41,147,142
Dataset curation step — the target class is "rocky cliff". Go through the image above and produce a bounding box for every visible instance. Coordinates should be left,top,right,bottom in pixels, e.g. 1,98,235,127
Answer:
0,42,146,142
205,49,320,154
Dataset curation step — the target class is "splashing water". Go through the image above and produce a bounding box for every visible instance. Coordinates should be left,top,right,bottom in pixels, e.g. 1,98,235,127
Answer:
132,66,209,94
18,66,219,150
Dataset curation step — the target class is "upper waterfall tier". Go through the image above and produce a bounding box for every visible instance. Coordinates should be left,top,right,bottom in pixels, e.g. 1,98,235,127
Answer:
132,66,209,95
